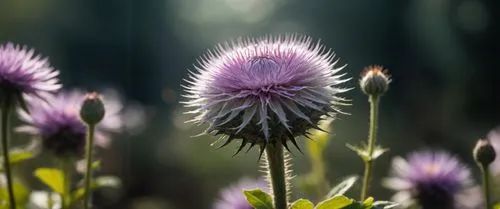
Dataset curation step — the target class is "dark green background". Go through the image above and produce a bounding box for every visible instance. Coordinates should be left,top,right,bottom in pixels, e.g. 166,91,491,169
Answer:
1,0,497,208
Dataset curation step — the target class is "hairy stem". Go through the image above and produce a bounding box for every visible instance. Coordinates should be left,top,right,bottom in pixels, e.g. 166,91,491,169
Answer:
265,144,288,209
1,94,16,209
361,95,379,200
83,124,95,209
480,164,491,209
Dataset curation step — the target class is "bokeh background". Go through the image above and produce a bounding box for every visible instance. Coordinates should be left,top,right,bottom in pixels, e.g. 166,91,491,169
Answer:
0,0,498,208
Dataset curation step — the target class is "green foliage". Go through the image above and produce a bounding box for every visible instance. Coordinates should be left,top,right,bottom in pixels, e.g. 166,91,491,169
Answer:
289,199,314,209
315,195,353,209
0,180,30,208
326,175,358,198
0,151,35,172
34,168,64,194
243,189,274,209
494,203,500,209
71,176,122,201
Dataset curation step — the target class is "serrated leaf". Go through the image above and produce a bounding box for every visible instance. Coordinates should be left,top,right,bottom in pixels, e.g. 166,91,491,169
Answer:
34,168,64,194
243,189,274,209
315,195,353,209
326,175,358,198
373,201,399,209
290,199,314,209
71,176,122,201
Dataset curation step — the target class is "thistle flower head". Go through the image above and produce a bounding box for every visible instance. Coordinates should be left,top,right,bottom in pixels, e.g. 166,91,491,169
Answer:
0,43,61,103
16,90,124,158
183,35,350,153
359,65,390,96
213,178,268,209
383,151,482,209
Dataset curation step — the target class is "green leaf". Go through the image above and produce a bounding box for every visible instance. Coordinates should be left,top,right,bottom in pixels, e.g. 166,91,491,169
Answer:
315,195,353,209
372,201,398,209
371,147,389,160
290,199,314,209
346,144,389,162
71,176,122,201
363,197,374,207
243,189,274,209
326,175,358,198
494,203,500,209
0,180,30,207
0,151,35,171
346,144,370,162
34,168,64,194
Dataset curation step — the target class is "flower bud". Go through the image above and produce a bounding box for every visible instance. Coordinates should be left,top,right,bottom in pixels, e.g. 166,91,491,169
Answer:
473,139,496,166
79,92,105,125
359,65,391,96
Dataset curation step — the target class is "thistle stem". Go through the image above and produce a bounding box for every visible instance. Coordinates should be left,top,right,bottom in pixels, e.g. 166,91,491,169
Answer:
479,164,491,209
265,144,287,209
360,95,379,200
1,94,16,209
61,158,73,209
83,124,96,209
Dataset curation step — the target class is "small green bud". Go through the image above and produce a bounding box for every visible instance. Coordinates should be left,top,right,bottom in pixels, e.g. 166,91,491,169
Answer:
359,65,391,96
79,92,105,125
473,139,496,166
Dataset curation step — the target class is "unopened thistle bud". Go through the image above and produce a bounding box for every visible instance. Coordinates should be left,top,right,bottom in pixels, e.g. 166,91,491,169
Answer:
80,92,105,125
360,65,391,96
473,139,496,166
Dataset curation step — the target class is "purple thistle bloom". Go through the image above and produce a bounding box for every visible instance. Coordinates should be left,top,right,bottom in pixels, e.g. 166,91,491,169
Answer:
183,35,349,152
383,151,482,209
0,43,60,100
213,178,268,209
16,90,124,157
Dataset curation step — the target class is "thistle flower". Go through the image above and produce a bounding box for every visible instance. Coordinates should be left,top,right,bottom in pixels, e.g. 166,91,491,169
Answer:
15,90,124,158
0,43,60,103
183,35,350,153
213,178,268,209
383,151,482,209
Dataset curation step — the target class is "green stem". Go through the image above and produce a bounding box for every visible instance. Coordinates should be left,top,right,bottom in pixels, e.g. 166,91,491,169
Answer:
265,144,287,209
61,158,73,209
1,94,16,209
83,124,95,209
360,95,379,201
480,164,491,209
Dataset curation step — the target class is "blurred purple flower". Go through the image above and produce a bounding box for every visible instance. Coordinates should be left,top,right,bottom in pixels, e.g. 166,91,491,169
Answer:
183,35,349,151
487,128,500,175
383,151,482,209
16,90,124,157
213,178,268,209
0,42,60,99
